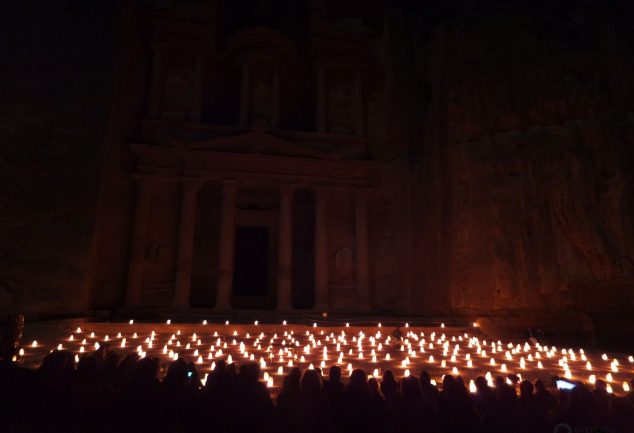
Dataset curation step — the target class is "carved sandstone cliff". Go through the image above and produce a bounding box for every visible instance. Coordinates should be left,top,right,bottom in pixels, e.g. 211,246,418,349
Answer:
415,2,634,324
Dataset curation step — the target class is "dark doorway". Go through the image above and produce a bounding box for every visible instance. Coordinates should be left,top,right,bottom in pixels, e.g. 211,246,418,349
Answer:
232,226,269,296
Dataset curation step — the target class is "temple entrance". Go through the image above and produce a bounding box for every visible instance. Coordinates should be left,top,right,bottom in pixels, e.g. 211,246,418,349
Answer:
232,226,273,308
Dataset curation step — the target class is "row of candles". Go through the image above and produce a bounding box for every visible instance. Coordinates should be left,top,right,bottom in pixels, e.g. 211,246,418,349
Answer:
17,320,634,395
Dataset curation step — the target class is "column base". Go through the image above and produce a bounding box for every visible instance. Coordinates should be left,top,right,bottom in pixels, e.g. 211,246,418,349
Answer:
313,305,329,314
213,304,234,313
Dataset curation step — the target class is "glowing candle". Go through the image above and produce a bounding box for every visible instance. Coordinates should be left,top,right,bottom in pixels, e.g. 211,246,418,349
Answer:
589,375,596,384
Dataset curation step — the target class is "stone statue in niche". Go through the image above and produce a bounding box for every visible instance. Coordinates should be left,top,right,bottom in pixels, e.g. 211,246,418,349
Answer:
252,78,271,124
328,82,353,134
161,67,192,121
332,246,355,283
143,243,175,289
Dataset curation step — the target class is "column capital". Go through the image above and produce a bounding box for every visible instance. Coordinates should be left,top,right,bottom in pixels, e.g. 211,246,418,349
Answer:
181,177,202,190
221,179,240,187
279,182,297,195
131,174,154,185
221,179,240,195
312,184,332,194
353,187,370,202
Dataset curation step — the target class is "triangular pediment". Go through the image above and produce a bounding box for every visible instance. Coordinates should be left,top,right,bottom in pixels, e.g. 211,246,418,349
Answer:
175,132,338,160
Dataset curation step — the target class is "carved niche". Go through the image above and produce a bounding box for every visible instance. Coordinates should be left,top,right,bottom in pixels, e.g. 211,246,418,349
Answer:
161,66,192,120
328,80,354,134
227,27,296,129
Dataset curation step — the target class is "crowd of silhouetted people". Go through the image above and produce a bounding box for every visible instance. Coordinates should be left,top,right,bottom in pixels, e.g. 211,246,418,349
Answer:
2,348,634,433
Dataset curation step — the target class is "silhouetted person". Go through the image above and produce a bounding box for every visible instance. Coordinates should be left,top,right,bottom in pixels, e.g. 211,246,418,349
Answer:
230,363,275,433
516,380,540,433
120,356,161,433
368,377,382,398
32,350,75,431
202,359,235,432
343,369,387,433
70,354,115,432
533,379,557,421
610,396,634,433
323,365,345,428
102,351,122,392
277,366,301,420
472,376,496,416
480,376,520,433
393,375,439,433
288,369,332,433
439,376,479,433
323,365,345,399
159,358,197,431
555,383,607,432
592,379,611,416
380,370,398,407
420,370,440,409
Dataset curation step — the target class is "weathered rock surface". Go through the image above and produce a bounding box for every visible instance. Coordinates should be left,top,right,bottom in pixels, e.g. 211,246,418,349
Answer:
0,0,117,318
414,2,634,325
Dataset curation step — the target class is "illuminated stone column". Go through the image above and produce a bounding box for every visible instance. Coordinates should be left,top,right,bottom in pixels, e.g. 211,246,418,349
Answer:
148,48,163,118
191,54,204,122
125,177,153,307
354,68,365,136
314,187,329,311
172,178,200,309
316,65,326,133
239,63,251,129
354,189,370,311
271,72,280,129
216,180,239,310
277,184,294,310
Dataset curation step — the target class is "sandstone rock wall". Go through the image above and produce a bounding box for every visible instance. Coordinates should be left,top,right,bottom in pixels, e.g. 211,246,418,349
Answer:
0,1,117,318
415,1,634,318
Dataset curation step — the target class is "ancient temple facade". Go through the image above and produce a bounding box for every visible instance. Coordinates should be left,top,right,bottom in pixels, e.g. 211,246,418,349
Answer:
89,2,416,314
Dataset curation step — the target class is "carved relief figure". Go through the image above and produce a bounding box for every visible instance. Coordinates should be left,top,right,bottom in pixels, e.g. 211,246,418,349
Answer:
333,246,355,283
162,67,192,120
252,78,271,122
328,82,353,134
143,243,175,289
